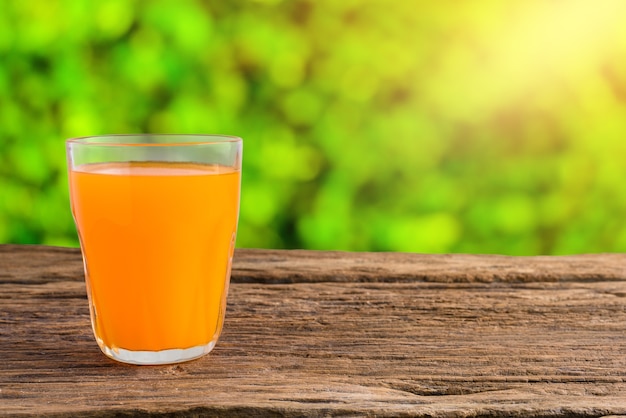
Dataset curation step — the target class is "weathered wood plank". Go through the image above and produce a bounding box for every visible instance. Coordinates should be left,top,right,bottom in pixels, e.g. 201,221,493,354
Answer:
233,248,626,283
1,244,625,417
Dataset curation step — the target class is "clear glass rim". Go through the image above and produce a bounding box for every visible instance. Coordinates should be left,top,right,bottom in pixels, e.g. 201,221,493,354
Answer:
66,134,242,147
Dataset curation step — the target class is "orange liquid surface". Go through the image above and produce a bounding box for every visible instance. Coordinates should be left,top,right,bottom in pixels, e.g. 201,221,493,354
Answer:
70,162,240,352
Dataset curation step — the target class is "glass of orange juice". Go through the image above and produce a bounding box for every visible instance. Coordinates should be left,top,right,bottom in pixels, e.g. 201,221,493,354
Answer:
66,134,242,365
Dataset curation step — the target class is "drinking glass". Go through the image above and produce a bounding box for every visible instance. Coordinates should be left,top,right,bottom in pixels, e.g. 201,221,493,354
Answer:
67,134,242,365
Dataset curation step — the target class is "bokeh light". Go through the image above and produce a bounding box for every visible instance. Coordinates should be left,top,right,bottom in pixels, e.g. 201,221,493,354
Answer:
2,0,626,255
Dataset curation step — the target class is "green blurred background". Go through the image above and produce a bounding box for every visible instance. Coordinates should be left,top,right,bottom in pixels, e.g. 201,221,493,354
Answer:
2,0,626,255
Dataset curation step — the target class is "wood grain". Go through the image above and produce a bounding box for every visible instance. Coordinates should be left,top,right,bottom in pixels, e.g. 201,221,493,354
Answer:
1,244,625,417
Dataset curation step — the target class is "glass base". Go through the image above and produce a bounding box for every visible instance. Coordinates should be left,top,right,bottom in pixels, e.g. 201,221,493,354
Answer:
99,341,217,365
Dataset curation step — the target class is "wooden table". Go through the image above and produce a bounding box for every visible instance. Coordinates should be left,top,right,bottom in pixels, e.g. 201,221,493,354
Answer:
1,244,625,417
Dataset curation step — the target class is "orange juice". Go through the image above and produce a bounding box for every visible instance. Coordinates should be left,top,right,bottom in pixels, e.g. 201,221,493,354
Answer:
69,161,240,353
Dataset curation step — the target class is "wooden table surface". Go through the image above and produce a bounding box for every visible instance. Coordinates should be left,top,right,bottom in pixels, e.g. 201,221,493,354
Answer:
1,244,625,417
